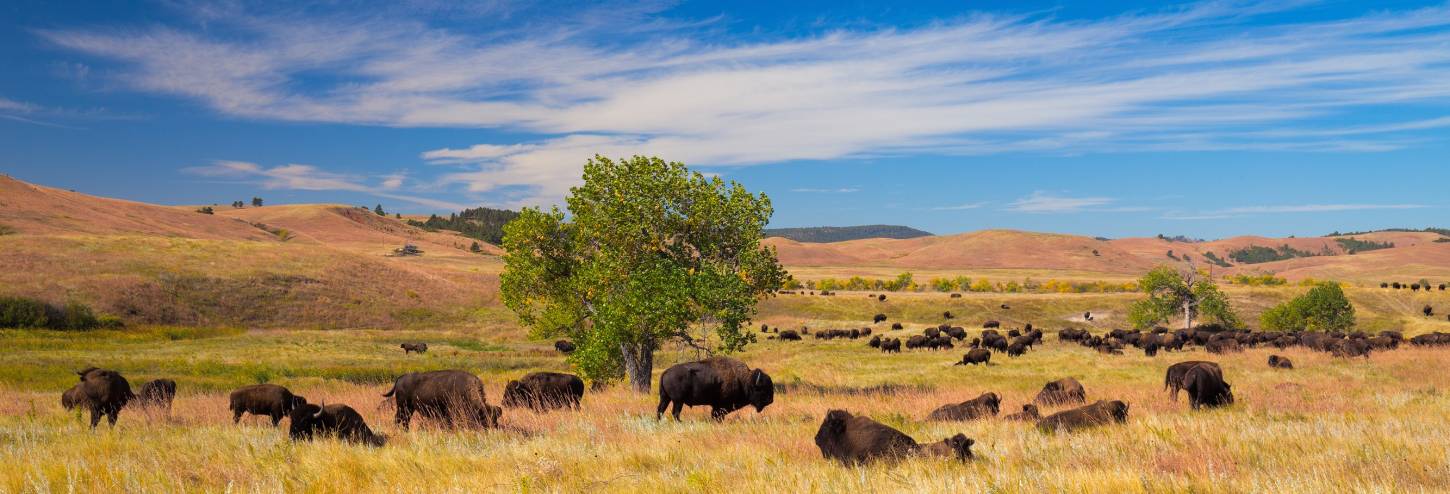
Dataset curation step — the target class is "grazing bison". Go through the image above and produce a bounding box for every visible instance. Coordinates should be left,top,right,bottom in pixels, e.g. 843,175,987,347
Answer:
1164,361,1221,401
890,322,903,330
137,379,177,411
1183,365,1233,409
1033,377,1086,406
779,330,802,341
503,372,585,412
230,384,307,427
1036,400,1129,432
814,410,974,464
956,348,991,366
1003,404,1040,421
289,403,386,446
1007,340,1028,357
400,342,428,354
61,384,88,410
927,392,1001,421
554,340,576,354
982,320,1001,329
881,338,902,353
878,294,887,302
656,357,774,422
1267,355,1293,369
943,311,955,319
873,313,888,324
74,368,135,429
868,335,882,348
1331,339,1371,359
384,370,501,429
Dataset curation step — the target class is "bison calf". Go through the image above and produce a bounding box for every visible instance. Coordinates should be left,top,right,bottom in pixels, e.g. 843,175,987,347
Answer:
815,410,974,464
1003,404,1040,421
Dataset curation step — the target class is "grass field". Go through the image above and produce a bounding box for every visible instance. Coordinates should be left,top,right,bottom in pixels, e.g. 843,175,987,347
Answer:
4,291,1450,493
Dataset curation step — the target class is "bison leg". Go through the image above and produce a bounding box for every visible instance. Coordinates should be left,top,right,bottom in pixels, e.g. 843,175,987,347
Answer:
88,408,102,429
232,408,243,424
395,409,411,430
270,412,283,427
710,408,728,422
655,395,670,421
107,408,120,427
671,401,685,422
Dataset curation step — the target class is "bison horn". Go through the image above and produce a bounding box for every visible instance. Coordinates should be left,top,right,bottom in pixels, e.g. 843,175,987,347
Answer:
314,401,325,419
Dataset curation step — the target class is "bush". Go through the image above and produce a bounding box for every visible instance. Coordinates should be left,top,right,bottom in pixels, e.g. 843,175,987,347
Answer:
1260,282,1355,332
57,301,100,330
0,296,50,328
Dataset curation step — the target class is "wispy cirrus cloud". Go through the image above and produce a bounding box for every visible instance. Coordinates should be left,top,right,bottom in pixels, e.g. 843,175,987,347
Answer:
930,202,988,211
186,160,467,210
1005,192,1140,214
1163,203,1430,220
40,2,1450,206
790,187,859,193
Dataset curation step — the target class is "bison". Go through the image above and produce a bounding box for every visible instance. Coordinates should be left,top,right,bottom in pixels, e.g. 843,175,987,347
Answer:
1033,377,1086,406
927,392,1000,421
868,335,882,348
1036,400,1129,432
1425,305,1435,317
554,340,576,354
881,338,902,353
61,384,88,411
400,342,429,354
956,348,991,366
943,311,955,319
1164,361,1221,401
983,320,1001,329
656,357,773,422
814,409,973,464
779,330,802,341
1206,338,1241,354
384,370,501,429
136,379,177,412
1267,355,1293,369
230,384,307,427
890,322,903,330
1003,404,1040,421
74,368,135,429
503,372,585,412
878,294,887,302
1183,365,1233,409
950,293,962,298
289,403,386,446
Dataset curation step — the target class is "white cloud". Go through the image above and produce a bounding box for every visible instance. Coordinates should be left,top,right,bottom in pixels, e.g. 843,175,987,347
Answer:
790,187,859,193
1163,203,1429,220
186,160,466,210
930,202,988,211
1006,192,1120,214
41,2,1450,205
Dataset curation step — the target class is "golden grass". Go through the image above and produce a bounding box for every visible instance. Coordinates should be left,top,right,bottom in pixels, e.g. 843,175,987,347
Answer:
4,319,1450,493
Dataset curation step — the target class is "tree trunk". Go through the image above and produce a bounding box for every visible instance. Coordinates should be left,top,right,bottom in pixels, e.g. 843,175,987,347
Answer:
1183,300,1194,330
620,340,656,394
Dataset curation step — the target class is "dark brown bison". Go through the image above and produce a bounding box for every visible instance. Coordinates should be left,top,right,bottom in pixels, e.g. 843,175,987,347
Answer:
230,384,307,427
1000,304,1011,310
137,379,177,411
927,392,1000,421
779,330,802,341
289,403,386,446
1206,338,1241,354
502,372,585,412
656,357,773,421
956,348,991,366
1007,339,1029,357
1164,361,1221,401
873,313,887,324
61,384,88,410
1267,355,1293,369
868,335,882,348
1003,404,1040,421
74,368,136,429
983,320,1001,329
890,322,903,330
814,409,973,464
943,311,955,319
1183,365,1233,409
950,293,962,298
400,342,429,354
1033,377,1086,406
1036,400,1129,432
1425,305,1435,317
554,340,576,354
878,294,887,302
881,338,902,353
384,370,501,429
1331,339,1371,359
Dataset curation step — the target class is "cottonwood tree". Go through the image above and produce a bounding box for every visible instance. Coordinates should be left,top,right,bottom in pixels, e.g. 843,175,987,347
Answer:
501,155,787,392
1128,262,1239,329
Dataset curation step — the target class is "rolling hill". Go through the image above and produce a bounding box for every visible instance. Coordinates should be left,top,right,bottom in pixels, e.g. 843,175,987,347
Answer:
764,225,932,242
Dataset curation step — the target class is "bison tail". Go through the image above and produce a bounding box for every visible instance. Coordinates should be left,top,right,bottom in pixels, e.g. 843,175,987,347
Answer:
381,386,396,398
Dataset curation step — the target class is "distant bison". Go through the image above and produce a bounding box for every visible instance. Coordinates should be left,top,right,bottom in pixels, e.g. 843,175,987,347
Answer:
868,335,882,348
982,320,1001,329
1033,377,1086,406
943,311,955,319
289,403,386,446
815,409,973,464
1007,340,1029,357
384,370,501,429
1000,304,1011,310
1425,305,1435,317
1267,355,1293,369
1183,365,1233,409
1164,361,1221,401
74,368,136,429
873,314,888,324
230,384,307,427
656,357,773,421
554,340,576,354
926,392,1000,421
400,342,428,354
136,379,177,411
1003,404,1040,421
1036,400,1128,432
1331,339,1371,359
890,322,903,330
880,338,902,353
779,330,802,341
956,348,991,366
878,294,887,302
950,293,962,298
503,372,585,412
1206,338,1241,354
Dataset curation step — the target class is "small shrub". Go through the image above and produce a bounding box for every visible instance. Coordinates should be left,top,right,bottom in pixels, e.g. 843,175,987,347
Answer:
0,296,50,328
57,301,100,330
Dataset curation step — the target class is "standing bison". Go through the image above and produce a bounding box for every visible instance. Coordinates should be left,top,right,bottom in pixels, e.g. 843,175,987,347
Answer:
137,379,177,412
1033,377,1086,406
75,368,136,429
289,403,386,446
384,370,501,429
880,338,902,353
554,340,576,354
814,409,974,464
956,348,991,366
982,320,1001,329
656,357,773,421
873,313,888,324
1036,400,1129,432
1164,361,1221,401
927,392,1000,421
230,384,307,426
400,342,429,354
1183,365,1234,409
502,372,585,412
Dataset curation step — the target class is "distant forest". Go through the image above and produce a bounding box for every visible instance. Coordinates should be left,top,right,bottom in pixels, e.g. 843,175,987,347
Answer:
407,207,520,244
764,225,932,243
1328,227,1450,237
1227,244,1324,264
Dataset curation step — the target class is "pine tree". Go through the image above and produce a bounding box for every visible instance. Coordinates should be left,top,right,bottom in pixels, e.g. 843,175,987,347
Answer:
251,197,263,207
374,204,386,216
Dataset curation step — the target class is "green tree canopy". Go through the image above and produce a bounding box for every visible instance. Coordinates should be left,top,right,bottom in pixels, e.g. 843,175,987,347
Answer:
501,155,787,392
1260,282,1355,332
1128,264,1240,329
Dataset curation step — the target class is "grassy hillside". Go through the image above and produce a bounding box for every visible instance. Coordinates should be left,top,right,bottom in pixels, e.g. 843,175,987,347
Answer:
764,224,933,242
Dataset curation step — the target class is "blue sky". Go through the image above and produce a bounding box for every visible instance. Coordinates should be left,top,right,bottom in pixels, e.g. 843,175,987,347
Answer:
2,0,1448,238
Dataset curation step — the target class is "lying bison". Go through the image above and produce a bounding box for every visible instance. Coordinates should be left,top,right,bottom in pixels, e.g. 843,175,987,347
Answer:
1164,361,1221,401
814,410,974,464
289,403,386,446
137,379,177,411
1003,404,1040,421
230,384,307,426
503,372,585,412
1033,377,1086,406
1036,400,1128,432
1268,355,1293,369
956,348,991,366
400,342,429,354
1184,364,1233,409
384,370,501,429
927,392,1000,421
656,357,774,421
75,368,136,429
554,340,576,354
983,320,1001,329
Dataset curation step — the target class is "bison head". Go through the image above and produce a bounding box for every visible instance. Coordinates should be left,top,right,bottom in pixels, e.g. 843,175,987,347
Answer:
288,403,325,440
748,369,774,412
285,394,308,414
501,380,528,408
923,433,974,461
1108,401,1130,422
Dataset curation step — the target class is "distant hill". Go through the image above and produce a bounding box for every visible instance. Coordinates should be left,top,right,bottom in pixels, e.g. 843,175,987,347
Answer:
764,225,932,243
